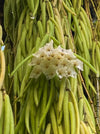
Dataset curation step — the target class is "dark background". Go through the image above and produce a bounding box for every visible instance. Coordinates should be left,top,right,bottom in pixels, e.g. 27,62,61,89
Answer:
0,0,4,24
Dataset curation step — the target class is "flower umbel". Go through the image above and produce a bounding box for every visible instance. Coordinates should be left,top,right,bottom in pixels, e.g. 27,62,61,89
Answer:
29,40,83,79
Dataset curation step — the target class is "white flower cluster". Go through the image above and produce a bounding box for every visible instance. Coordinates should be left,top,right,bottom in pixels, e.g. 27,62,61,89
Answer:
29,40,83,79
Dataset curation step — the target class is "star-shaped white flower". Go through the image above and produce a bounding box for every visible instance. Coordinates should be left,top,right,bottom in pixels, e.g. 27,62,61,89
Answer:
29,40,83,79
